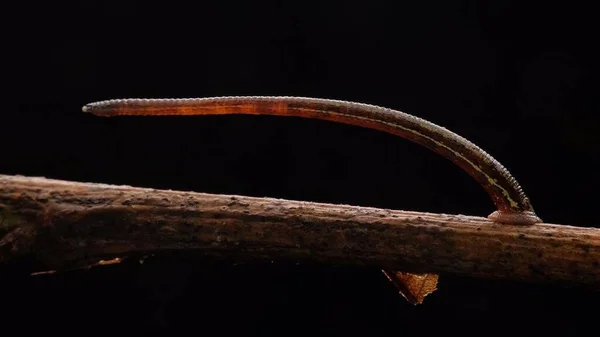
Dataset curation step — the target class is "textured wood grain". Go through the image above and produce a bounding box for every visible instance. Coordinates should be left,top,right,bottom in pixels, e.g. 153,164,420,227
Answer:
1,174,599,288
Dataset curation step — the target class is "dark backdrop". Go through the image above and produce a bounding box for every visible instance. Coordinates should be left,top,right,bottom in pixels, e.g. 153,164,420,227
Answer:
2,1,598,336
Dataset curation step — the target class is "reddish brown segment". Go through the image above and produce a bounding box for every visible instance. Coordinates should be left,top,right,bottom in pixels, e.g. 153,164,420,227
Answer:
82,96,542,225
382,270,439,305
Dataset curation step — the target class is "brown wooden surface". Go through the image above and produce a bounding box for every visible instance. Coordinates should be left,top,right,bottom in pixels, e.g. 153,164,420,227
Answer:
1,174,599,288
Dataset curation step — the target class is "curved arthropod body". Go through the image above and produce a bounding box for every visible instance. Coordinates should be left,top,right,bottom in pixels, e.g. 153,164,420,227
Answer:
83,96,541,225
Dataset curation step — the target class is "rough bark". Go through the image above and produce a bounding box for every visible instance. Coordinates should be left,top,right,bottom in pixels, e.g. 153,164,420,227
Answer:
1,174,598,288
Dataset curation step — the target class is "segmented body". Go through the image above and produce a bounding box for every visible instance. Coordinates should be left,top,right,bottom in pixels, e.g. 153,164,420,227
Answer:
82,96,541,225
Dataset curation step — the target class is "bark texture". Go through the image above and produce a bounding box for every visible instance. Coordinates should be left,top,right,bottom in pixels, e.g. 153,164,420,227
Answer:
1,174,598,288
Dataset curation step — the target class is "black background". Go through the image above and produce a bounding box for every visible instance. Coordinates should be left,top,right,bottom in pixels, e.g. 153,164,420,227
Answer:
2,1,598,336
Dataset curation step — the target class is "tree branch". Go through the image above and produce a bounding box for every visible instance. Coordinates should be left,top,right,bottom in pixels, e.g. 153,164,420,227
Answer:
1,174,598,289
